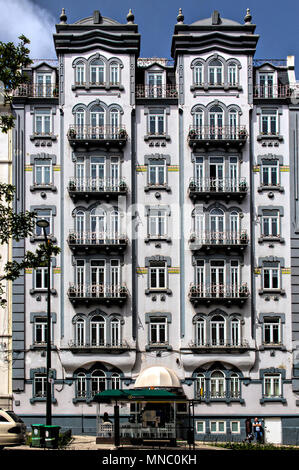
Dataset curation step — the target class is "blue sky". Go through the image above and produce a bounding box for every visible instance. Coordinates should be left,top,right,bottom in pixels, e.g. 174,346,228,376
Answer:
0,0,298,73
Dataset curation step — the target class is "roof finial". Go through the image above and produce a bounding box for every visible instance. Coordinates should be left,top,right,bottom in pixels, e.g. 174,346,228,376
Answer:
59,8,67,24
244,8,252,24
177,8,184,24
127,9,135,24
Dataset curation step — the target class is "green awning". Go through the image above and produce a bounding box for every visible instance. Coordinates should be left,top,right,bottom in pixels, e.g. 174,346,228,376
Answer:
93,389,185,403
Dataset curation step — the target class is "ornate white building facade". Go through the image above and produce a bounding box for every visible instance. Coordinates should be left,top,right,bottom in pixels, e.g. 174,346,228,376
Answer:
11,8,299,444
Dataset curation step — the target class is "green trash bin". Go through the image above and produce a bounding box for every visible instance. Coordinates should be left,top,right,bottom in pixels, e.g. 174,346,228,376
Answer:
44,425,61,449
31,424,45,448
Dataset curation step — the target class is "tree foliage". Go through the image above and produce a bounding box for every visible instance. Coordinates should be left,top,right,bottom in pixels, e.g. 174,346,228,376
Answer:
0,35,32,133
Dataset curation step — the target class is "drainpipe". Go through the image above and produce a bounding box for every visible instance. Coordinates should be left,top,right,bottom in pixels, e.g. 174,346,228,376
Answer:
249,108,255,339
131,108,137,341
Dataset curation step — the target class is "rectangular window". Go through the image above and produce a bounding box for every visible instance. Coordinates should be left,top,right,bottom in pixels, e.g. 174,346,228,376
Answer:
34,318,48,344
150,317,167,344
210,421,226,433
261,110,278,135
148,159,167,186
263,264,280,289
230,421,240,433
149,261,167,289
35,209,52,236
261,160,279,186
262,210,280,237
264,318,281,344
34,160,52,185
149,110,165,135
264,374,281,397
36,73,52,97
196,421,206,434
148,210,167,238
34,267,49,290
35,109,51,135
34,374,47,398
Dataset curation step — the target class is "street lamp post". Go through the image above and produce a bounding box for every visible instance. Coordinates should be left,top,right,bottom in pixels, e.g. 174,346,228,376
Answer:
36,219,52,425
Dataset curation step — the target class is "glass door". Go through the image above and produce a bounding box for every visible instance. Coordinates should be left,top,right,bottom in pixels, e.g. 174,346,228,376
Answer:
209,157,224,192
91,157,105,191
210,261,225,297
210,208,224,244
209,106,223,139
148,73,163,98
91,260,105,297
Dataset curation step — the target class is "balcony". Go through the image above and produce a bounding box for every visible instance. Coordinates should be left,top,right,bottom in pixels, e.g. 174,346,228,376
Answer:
67,231,128,253
68,339,130,353
189,283,249,306
136,84,178,100
195,391,242,402
189,231,249,252
67,125,128,149
68,284,128,305
189,339,250,353
12,84,59,98
68,178,128,201
189,177,248,202
253,85,292,100
188,125,248,149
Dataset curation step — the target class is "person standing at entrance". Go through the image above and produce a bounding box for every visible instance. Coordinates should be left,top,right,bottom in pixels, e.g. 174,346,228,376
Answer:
245,417,253,443
252,417,263,443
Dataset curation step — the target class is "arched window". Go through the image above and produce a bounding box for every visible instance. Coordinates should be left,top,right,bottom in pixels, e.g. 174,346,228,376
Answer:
229,109,238,139
228,62,238,86
111,372,120,390
230,211,239,243
75,318,85,346
90,315,106,347
76,372,87,397
210,370,225,398
111,317,121,346
90,104,105,139
195,373,205,397
90,59,105,85
209,208,225,244
75,210,85,236
230,373,240,398
231,318,241,346
193,109,204,137
209,105,224,139
211,315,226,346
110,61,119,85
110,107,120,138
75,61,85,85
208,59,223,85
110,210,120,239
194,61,203,85
195,318,205,346
90,207,106,242
91,369,106,395
75,107,85,138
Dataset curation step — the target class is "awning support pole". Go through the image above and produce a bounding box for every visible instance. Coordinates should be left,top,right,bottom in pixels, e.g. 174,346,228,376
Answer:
114,402,120,447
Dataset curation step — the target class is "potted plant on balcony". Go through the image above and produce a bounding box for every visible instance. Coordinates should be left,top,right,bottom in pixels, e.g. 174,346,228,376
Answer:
240,231,248,244
68,232,76,243
119,179,127,192
189,179,197,191
189,232,196,243
239,180,247,192
68,180,76,192
238,128,247,140
119,285,127,296
68,128,77,139
188,128,197,139
118,128,127,139
53,87,59,97
239,283,249,297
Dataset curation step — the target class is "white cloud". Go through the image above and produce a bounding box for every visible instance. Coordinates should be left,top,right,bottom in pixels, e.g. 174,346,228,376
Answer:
0,0,56,59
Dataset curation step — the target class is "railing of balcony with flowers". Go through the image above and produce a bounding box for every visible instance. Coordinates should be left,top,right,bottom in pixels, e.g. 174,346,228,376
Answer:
68,178,127,193
68,283,128,299
189,283,249,299
68,125,128,141
68,231,128,246
189,339,249,349
189,177,248,193
13,84,59,98
135,84,178,99
253,85,292,99
189,230,249,246
188,125,248,141
195,390,241,400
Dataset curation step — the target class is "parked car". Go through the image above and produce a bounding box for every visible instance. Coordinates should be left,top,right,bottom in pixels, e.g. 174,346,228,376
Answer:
0,409,27,450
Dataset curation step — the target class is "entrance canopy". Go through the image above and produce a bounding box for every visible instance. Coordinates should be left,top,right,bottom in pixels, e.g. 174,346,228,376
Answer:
93,388,187,404
134,366,181,389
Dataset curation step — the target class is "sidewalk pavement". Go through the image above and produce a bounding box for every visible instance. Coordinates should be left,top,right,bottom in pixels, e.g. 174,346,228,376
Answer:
4,435,226,451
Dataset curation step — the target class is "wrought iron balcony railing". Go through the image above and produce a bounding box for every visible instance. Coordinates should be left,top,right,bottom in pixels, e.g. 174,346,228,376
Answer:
195,391,241,400
189,283,249,300
188,125,248,142
253,85,292,99
189,339,249,349
136,84,178,99
68,178,128,194
68,231,128,247
68,125,128,142
13,84,59,98
68,283,128,299
189,177,248,194
68,339,129,350
189,230,249,247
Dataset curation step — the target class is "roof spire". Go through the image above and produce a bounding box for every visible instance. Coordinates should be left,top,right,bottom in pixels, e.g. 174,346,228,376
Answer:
127,9,135,24
244,8,252,24
177,8,184,24
59,8,67,24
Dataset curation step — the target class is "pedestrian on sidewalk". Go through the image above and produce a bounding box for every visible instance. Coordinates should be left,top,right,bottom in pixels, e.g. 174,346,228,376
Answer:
252,417,263,443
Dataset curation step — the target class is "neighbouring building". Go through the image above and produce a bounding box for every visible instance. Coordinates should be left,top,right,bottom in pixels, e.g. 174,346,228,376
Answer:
11,8,299,444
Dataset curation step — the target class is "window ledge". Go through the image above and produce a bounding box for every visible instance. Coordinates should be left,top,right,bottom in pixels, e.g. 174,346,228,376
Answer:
145,343,172,351
190,84,242,92
258,288,285,296
30,134,57,141
257,134,283,142
72,84,124,92
144,184,171,192
30,184,57,192
29,344,57,351
30,288,57,296
30,397,57,404
257,185,284,193
144,134,171,142
200,397,245,404
259,344,286,351
145,236,172,243
260,397,287,404
145,288,172,296
258,236,285,244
